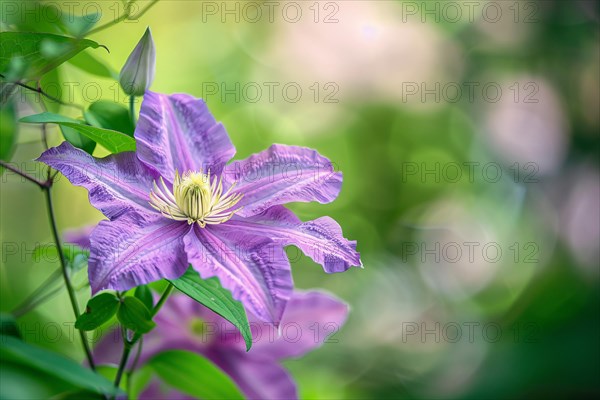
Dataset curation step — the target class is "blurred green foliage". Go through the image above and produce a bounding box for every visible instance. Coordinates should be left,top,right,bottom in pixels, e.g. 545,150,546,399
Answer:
1,0,599,399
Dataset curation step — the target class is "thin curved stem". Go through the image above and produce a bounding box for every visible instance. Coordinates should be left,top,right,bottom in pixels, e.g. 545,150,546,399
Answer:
0,160,50,188
113,283,174,394
44,187,96,371
11,269,63,317
12,283,64,318
87,0,159,36
125,336,144,395
0,76,84,112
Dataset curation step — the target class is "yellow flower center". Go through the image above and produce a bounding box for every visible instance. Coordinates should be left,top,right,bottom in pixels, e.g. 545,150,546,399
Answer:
149,171,243,227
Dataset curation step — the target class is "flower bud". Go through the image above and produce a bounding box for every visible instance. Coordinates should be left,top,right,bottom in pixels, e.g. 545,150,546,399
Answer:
119,27,156,96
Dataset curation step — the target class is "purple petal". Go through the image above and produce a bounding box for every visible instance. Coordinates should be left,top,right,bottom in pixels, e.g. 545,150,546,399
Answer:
207,349,297,400
252,291,349,360
139,379,193,400
37,141,156,220
226,206,362,273
89,212,190,293
63,225,95,249
222,144,342,217
184,224,293,324
135,91,235,181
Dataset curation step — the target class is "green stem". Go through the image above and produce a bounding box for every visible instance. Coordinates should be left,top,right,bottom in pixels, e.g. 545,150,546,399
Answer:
44,187,96,371
125,336,144,395
129,95,136,125
87,0,159,36
113,339,132,389
113,283,174,394
151,284,174,317
11,269,63,317
12,280,64,318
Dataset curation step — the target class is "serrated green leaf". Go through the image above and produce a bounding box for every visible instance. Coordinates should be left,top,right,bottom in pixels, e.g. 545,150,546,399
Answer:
68,51,116,79
85,100,134,136
0,335,121,397
20,112,136,154
169,267,253,351
0,32,106,80
75,292,120,331
117,296,156,334
134,285,154,311
149,350,244,400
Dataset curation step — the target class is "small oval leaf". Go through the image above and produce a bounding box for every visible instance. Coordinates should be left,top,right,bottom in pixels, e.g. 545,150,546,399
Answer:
75,292,120,331
117,296,156,334
134,285,154,311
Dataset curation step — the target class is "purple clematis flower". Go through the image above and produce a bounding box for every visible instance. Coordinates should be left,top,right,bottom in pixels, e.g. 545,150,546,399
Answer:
94,290,349,400
38,91,361,323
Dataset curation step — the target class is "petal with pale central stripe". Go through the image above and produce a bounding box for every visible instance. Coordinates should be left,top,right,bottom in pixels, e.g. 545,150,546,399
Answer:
222,144,342,217
184,224,293,324
89,212,191,293
226,206,361,273
135,91,236,181
37,141,156,220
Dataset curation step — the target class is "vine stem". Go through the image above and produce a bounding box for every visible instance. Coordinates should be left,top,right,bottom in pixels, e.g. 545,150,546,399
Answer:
44,186,96,371
0,76,84,112
87,0,160,36
0,160,49,188
11,269,63,317
113,283,174,391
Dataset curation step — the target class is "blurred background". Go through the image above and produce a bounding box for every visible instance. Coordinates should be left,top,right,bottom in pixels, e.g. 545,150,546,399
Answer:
1,0,599,398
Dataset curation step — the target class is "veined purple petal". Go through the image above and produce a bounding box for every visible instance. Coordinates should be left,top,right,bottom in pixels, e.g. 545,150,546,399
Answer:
135,91,235,181
37,141,156,220
226,206,361,273
222,144,342,217
184,224,293,324
89,212,190,293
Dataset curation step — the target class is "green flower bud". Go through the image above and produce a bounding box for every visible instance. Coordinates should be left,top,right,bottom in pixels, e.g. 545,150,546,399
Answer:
119,27,156,96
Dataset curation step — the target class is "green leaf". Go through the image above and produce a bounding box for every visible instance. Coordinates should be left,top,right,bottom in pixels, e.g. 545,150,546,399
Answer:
85,100,134,136
129,365,154,400
39,66,62,113
149,350,245,400
20,112,136,154
68,51,117,79
117,296,156,334
0,313,21,338
0,98,17,161
1,2,64,34
95,365,126,391
0,335,121,397
0,32,106,80
61,125,97,155
134,285,154,311
60,13,100,38
169,267,253,351
75,292,120,331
